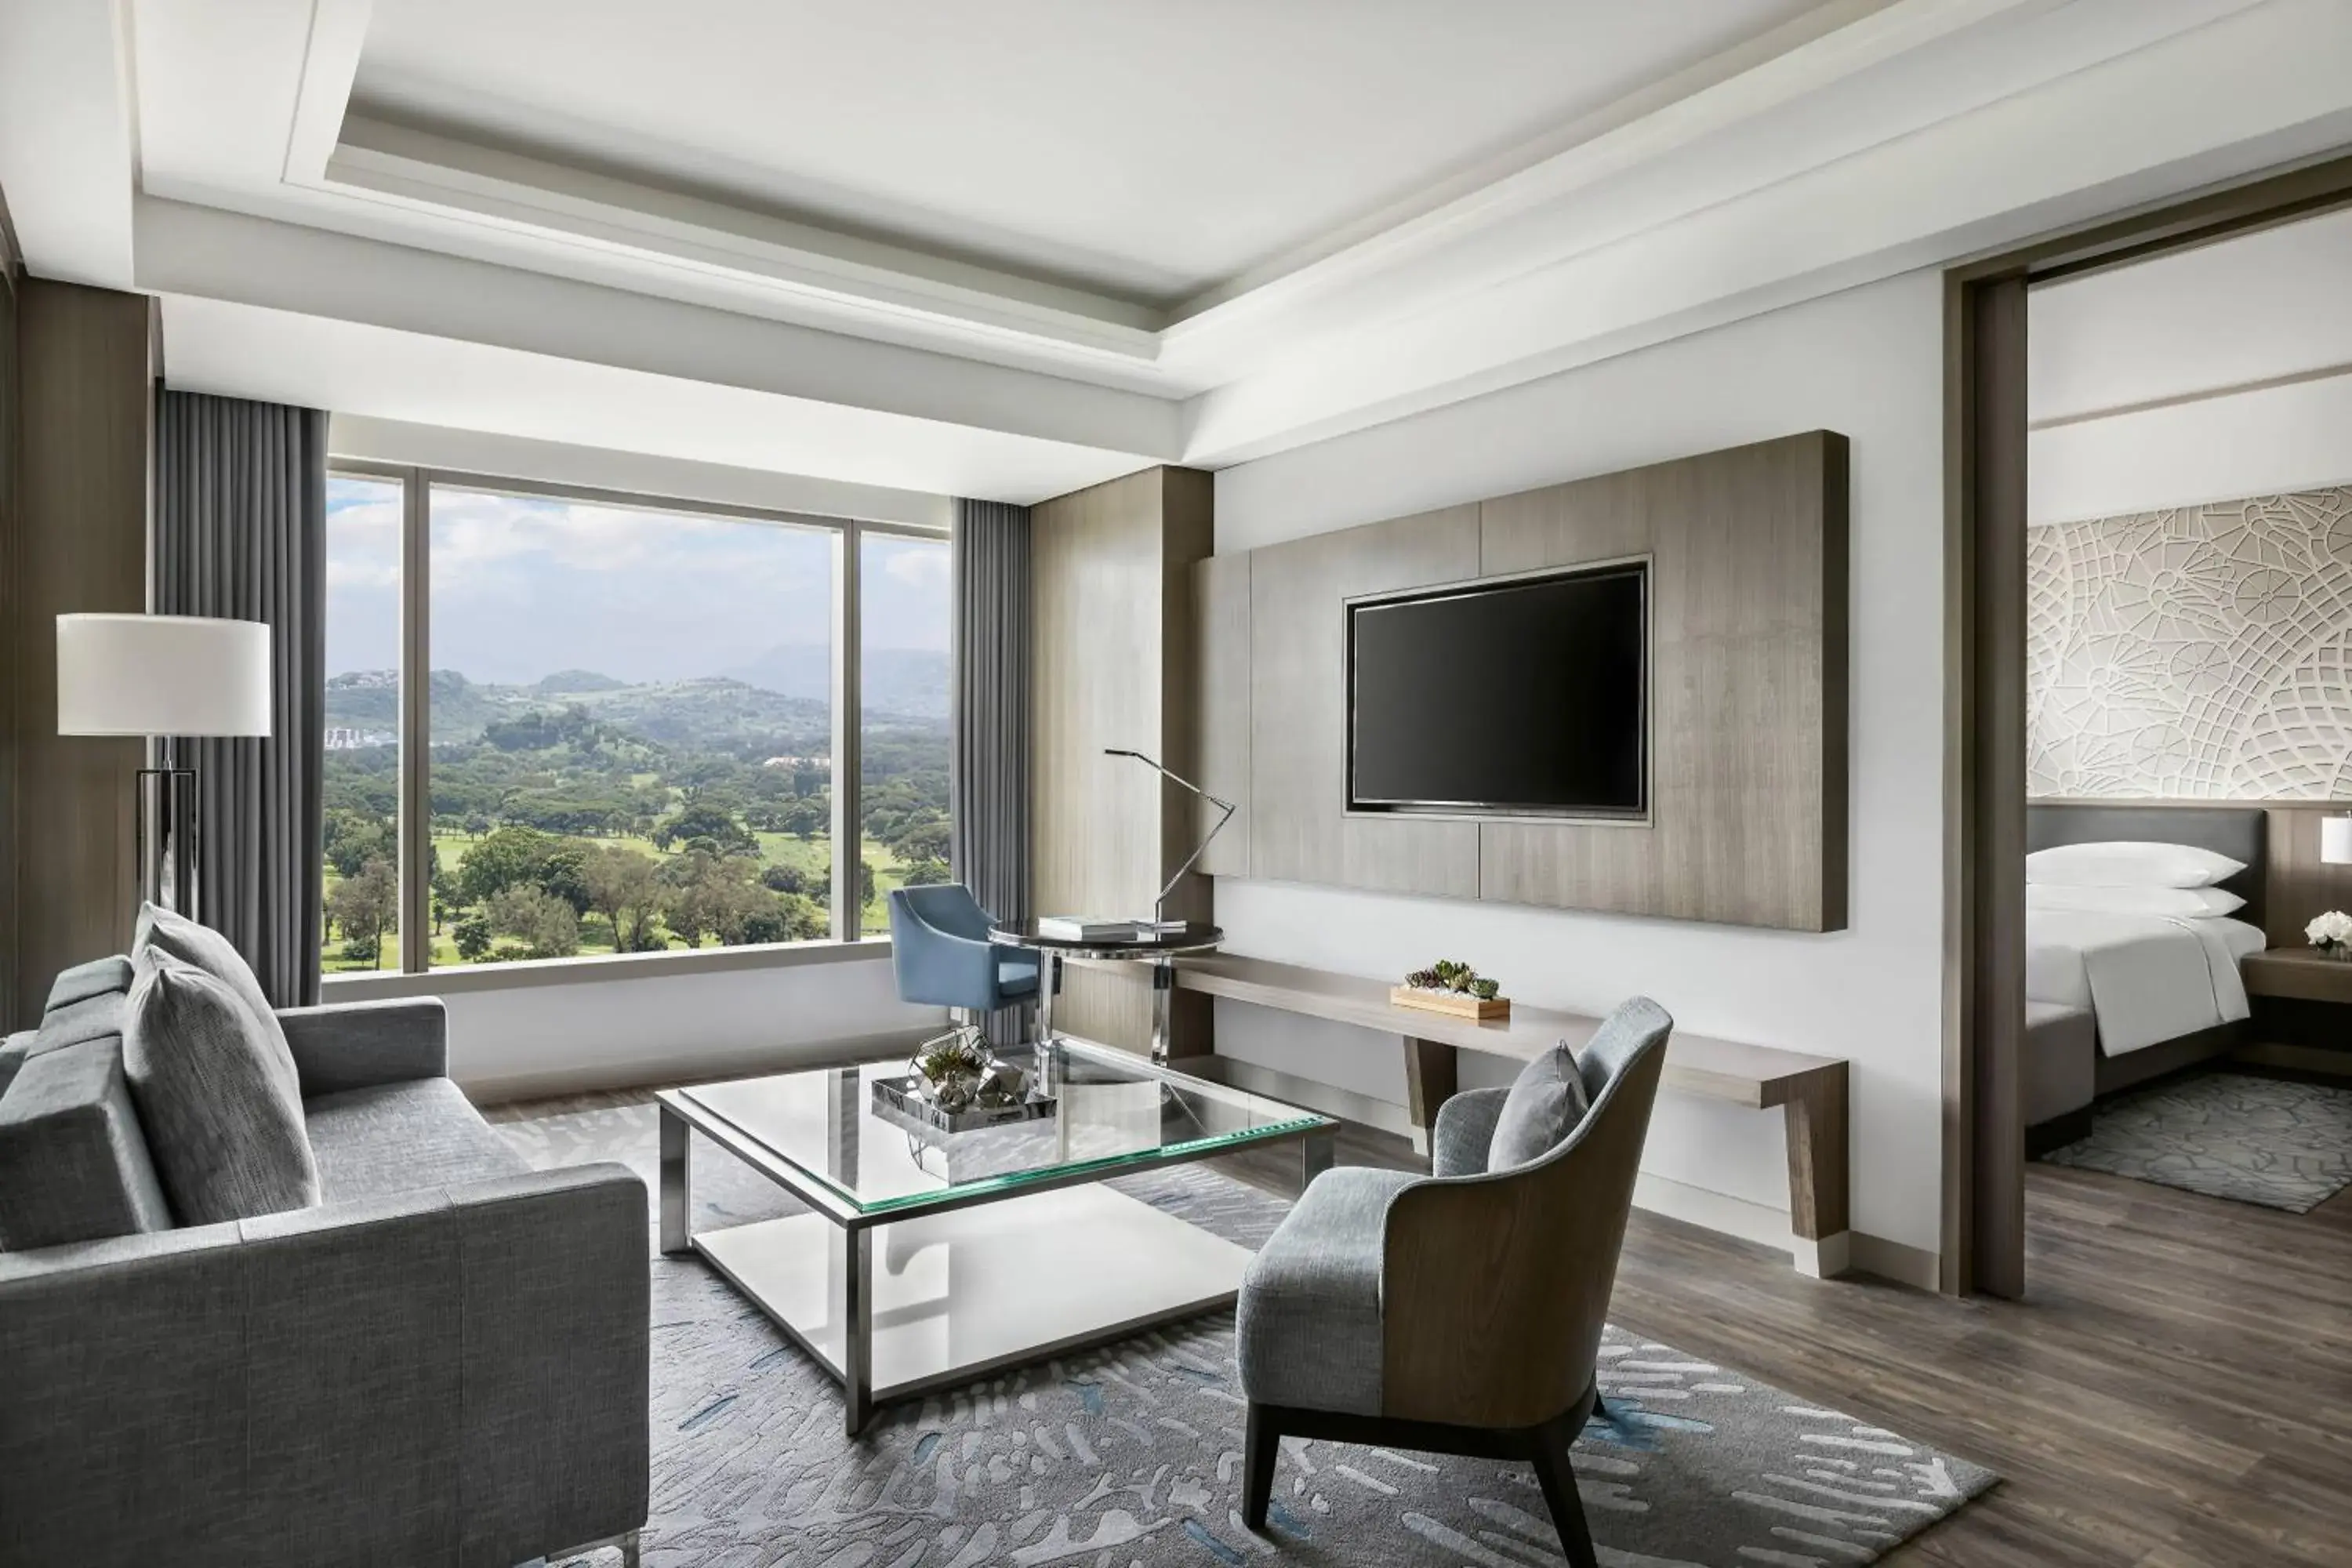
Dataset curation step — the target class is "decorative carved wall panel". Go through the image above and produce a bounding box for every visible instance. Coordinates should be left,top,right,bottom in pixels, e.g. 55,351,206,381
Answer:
2028,488,2352,799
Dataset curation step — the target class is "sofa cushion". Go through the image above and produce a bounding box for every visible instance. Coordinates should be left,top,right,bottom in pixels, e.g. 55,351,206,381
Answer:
45,955,134,1013
303,1077,528,1203
123,949,321,1226
0,1035,175,1250
135,902,292,1067
0,1032,33,1104
1488,1038,1592,1170
32,990,129,1054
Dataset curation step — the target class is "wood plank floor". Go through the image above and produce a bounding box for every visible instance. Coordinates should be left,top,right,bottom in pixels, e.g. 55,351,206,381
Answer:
481,1086,2352,1566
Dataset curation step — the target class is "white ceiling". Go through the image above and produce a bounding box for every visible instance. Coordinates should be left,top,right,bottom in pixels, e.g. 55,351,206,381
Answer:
351,0,1821,308
7,0,2352,503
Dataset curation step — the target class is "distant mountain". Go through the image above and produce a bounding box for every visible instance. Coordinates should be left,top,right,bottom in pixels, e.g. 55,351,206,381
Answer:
719,644,827,703
532,669,626,695
577,677,829,751
721,643,948,718
328,668,840,756
325,670,397,731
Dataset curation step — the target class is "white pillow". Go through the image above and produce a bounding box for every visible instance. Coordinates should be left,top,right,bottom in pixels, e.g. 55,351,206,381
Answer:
2027,883,2245,918
2024,840,2245,890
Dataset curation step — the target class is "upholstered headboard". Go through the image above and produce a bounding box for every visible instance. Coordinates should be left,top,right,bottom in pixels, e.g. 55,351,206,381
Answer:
2025,804,2267,929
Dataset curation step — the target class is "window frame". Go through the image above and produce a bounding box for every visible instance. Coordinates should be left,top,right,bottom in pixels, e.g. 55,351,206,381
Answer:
325,459,950,982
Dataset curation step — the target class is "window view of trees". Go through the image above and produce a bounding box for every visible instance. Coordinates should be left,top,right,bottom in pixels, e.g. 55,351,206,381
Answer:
863,532,953,935
321,477,951,973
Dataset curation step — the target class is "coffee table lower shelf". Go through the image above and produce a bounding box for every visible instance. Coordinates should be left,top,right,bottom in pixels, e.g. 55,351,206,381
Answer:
684,1184,1251,1435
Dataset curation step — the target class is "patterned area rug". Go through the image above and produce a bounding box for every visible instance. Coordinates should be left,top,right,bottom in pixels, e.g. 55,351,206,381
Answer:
503,1104,1994,1567
2040,1070,2352,1212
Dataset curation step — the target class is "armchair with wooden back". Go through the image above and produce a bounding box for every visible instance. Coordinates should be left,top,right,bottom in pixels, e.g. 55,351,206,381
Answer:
1233,996,1672,1567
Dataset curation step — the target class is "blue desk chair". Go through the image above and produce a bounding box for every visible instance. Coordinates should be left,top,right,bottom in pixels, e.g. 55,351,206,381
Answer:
887,885,1042,1037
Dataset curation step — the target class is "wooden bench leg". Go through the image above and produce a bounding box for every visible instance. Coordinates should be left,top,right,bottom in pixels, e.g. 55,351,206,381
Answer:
1403,1036,1457,1157
1783,1069,1850,1278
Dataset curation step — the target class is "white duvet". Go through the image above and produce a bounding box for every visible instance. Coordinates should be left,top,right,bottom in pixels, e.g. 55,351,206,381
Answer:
2026,909,2264,1056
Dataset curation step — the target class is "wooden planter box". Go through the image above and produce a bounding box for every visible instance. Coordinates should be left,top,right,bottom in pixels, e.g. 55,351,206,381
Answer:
1389,985,1511,1021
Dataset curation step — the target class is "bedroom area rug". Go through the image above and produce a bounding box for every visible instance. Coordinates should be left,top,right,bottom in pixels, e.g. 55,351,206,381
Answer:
2040,1071,2352,1213
505,1103,1994,1568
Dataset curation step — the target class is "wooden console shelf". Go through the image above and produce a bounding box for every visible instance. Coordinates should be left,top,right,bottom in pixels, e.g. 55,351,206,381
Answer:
1169,955,1852,1276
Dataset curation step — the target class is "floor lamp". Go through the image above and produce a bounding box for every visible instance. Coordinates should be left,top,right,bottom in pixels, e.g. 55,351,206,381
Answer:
56,613,274,921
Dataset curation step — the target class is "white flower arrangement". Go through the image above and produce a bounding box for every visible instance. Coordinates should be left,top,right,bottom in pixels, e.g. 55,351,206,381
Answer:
2307,909,2352,955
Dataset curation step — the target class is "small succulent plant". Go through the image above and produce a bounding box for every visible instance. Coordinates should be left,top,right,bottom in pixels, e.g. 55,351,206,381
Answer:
916,1029,991,1083
1403,960,1503,1001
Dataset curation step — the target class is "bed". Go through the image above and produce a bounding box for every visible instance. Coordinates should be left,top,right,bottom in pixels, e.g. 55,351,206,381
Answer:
2024,804,2268,1146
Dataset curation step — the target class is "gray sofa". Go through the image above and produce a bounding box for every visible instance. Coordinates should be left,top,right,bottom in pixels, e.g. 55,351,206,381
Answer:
0,957,649,1568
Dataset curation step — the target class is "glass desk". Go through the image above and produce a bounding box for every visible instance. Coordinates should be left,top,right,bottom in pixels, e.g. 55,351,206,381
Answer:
656,1039,1334,1434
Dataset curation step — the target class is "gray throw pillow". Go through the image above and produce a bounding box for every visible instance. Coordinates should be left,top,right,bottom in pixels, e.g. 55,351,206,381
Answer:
123,948,321,1225
1487,1038,1592,1170
135,902,290,1065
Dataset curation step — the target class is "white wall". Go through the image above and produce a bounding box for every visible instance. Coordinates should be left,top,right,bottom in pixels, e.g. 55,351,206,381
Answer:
2027,202,2352,524
1211,270,1949,1262
329,949,945,1103
328,415,956,530
2029,372,2352,525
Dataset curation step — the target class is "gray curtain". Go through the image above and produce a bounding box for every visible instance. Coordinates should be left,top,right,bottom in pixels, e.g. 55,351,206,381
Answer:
949,499,1033,1042
153,390,328,1007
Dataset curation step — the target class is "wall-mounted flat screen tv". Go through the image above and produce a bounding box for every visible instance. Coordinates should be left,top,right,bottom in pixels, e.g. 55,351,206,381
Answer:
1348,561,1647,818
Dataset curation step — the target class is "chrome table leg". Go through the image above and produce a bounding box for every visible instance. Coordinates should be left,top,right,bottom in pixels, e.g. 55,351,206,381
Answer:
843,1225,874,1436
659,1103,691,1257
1300,1127,1336,1194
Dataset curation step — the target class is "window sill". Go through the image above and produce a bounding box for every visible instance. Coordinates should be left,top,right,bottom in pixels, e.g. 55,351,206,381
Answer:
320,936,895,1000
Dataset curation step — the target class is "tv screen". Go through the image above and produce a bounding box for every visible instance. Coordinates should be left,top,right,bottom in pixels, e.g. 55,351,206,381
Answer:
1348,562,1647,817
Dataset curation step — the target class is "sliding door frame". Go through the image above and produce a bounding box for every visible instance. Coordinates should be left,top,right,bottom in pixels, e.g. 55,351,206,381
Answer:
1944,149,2352,1298
321,460,948,974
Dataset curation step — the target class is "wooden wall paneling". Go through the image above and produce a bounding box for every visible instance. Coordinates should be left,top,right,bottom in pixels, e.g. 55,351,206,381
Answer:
1191,551,1251,877
12,281,154,1025
1247,505,1481,897
1156,468,1217,1059
1030,466,1214,1054
0,249,17,1025
1476,432,1848,931
2260,804,2352,949
1033,469,1163,1050
1156,466,1216,928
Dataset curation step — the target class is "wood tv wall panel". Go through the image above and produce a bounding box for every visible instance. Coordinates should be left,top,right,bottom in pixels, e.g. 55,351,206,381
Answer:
1200,430,1848,932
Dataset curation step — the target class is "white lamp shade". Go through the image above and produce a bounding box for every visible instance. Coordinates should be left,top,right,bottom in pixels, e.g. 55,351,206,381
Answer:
56,614,273,737
2325,815,2352,866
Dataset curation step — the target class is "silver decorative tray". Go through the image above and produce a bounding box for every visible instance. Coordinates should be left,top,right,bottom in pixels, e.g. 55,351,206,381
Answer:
871,1074,1057,1137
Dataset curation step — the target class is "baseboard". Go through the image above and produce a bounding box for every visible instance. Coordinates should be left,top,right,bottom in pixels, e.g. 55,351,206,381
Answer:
1848,1232,1941,1293
1632,1172,1937,1290
459,1026,938,1108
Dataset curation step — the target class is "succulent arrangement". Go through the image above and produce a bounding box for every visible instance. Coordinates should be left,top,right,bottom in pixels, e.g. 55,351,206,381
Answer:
909,1025,1028,1111
1402,958,1502,1002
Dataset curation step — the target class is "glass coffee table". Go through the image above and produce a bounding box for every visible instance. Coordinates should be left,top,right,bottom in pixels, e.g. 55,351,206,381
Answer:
656,1039,1335,1435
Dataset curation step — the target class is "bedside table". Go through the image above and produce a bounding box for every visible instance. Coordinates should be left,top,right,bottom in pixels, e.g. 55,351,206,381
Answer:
2239,949,2352,1069
2242,948,2352,1004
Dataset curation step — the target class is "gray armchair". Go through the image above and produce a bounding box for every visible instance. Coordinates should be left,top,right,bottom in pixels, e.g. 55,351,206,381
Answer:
0,961,649,1568
1234,997,1671,1567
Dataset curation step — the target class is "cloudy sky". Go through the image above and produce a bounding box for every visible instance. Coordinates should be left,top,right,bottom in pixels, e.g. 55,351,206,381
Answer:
327,477,949,684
